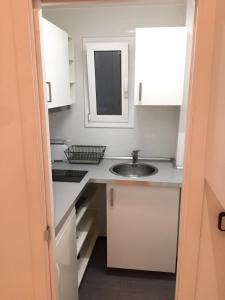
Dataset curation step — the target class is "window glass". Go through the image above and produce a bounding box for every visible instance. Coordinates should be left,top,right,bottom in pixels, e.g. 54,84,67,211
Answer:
94,50,122,115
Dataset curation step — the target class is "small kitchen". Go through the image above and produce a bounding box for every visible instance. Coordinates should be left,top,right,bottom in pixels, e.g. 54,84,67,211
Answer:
40,0,194,299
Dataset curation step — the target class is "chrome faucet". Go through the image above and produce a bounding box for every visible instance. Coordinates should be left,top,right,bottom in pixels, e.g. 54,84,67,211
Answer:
131,150,140,164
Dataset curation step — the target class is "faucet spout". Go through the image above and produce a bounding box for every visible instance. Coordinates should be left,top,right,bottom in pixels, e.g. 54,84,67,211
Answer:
131,150,141,164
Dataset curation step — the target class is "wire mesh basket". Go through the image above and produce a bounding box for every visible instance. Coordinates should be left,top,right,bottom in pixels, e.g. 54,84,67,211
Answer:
65,145,106,164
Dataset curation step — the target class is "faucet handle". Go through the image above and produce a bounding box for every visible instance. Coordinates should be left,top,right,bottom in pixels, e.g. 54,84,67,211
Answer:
132,150,141,155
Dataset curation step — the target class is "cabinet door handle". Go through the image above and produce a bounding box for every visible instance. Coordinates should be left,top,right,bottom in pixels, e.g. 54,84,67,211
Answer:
139,82,142,102
110,188,114,207
46,82,52,103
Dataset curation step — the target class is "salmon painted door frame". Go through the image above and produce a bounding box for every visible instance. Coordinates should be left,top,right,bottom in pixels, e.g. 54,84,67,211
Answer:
0,0,222,299
29,0,224,300
39,1,222,299
38,1,224,299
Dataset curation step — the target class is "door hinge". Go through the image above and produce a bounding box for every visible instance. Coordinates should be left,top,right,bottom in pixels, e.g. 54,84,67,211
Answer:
44,225,51,242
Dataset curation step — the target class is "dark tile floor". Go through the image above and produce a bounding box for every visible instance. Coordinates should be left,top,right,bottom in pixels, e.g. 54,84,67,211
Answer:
79,238,176,300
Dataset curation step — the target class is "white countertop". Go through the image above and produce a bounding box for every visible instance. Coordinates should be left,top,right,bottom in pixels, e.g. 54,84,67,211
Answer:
52,158,183,232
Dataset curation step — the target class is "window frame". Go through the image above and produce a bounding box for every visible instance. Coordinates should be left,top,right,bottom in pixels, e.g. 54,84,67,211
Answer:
86,42,129,123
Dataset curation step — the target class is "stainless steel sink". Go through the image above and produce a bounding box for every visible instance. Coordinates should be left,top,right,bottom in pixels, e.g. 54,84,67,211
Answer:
109,163,158,178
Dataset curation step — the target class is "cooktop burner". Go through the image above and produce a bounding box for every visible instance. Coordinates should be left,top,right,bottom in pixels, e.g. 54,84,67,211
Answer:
52,169,88,183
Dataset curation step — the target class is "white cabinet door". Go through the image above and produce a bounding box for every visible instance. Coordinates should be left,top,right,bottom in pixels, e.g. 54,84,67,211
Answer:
134,27,187,106
107,184,180,273
55,209,78,300
42,18,70,108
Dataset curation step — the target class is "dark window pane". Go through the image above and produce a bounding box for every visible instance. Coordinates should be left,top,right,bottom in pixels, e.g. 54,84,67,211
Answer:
94,50,122,115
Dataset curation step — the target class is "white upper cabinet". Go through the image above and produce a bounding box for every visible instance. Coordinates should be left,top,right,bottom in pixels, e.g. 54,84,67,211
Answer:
42,18,75,109
134,27,187,106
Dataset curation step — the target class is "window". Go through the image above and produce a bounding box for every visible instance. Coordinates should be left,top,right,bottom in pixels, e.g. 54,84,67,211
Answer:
86,42,129,124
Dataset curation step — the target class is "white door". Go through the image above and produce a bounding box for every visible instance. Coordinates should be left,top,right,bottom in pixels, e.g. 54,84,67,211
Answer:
42,18,70,108
195,0,225,297
175,0,225,299
134,27,187,106
55,209,78,300
107,184,180,273
1,2,57,299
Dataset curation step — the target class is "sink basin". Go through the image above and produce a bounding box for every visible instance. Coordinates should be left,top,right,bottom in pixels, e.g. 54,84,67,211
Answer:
109,163,158,178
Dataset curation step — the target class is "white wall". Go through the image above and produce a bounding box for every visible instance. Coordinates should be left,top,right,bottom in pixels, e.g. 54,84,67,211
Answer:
43,3,186,157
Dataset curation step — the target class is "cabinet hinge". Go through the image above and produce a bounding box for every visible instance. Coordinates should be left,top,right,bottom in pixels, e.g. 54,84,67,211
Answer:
44,225,51,242
88,113,91,122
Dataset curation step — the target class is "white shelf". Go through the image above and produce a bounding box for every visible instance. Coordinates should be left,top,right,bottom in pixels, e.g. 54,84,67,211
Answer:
69,62,75,82
68,36,75,61
76,200,91,227
76,212,94,255
78,233,97,287
75,185,98,288
70,83,76,104
68,35,76,104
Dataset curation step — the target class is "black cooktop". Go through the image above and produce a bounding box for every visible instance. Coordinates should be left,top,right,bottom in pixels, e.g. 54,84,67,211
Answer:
52,169,88,183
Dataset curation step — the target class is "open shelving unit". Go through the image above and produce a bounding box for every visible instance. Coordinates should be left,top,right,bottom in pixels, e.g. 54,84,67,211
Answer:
76,211,95,255
75,187,98,287
77,230,97,287
68,36,76,104
76,199,91,226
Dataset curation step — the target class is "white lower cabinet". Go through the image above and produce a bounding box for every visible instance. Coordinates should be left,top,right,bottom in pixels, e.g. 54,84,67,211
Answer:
55,209,78,300
107,184,180,273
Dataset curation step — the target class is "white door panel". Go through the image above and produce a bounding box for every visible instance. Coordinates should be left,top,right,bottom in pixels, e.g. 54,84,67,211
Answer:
55,209,78,300
107,184,180,273
135,27,187,106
